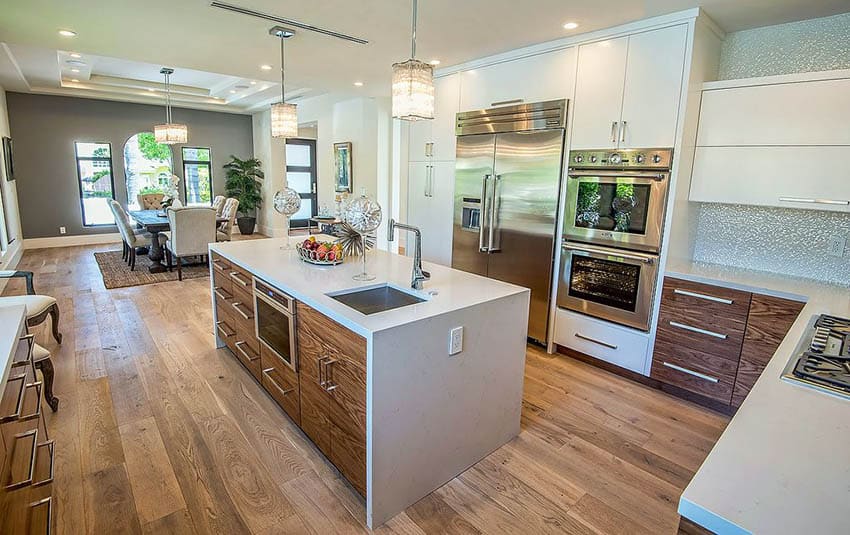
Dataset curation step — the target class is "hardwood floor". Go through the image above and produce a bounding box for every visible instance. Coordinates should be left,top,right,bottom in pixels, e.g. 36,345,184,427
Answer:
7,242,729,534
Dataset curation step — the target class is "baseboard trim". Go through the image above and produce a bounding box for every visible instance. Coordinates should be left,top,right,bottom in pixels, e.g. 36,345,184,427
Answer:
23,233,122,250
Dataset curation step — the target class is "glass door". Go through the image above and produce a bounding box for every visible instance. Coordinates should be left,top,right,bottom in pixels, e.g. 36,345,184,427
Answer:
285,139,317,228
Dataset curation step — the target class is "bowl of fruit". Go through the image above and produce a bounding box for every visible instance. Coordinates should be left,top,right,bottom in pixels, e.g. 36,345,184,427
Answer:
296,236,345,265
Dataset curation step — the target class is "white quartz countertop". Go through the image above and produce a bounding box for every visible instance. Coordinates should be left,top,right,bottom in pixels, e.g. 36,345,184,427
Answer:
0,305,27,386
666,259,850,534
209,238,528,337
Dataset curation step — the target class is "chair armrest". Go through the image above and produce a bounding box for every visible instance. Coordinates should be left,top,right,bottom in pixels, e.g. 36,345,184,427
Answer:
0,270,36,295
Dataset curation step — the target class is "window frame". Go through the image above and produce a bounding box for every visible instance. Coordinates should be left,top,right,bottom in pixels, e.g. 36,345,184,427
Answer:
74,141,117,227
181,147,213,206
286,138,318,228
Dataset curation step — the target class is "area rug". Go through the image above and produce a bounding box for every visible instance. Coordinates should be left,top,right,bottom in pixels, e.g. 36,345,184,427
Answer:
93,249,209,289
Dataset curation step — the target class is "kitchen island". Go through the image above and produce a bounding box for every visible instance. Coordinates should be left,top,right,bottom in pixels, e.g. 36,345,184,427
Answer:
208,238,530,528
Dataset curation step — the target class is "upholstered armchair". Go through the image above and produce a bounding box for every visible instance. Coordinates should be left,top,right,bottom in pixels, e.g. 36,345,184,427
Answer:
212,195,226,216
163,207,216,280
137,193,165,210
217,198,240,242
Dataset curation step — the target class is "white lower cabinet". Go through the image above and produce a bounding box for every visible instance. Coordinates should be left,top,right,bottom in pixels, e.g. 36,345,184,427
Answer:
407,161,455,266
554,308,650,375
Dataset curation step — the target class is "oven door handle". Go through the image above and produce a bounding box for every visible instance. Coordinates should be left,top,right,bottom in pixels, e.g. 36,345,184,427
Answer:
567,170,667,180
562,242,656,264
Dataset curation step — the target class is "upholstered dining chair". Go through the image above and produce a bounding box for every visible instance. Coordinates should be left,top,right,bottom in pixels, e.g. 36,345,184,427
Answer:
212,195,226,216
0,271,62,345
163,207,216,281
110,200,144,270
216,198,240,242
137,192,165,210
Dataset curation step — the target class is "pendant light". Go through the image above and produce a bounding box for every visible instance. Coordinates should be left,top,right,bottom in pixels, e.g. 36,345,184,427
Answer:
154,68,188,144
270,26,298,138
392,0,434,121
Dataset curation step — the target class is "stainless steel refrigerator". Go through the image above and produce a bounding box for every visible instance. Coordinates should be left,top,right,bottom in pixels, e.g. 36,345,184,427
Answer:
452,100,568,343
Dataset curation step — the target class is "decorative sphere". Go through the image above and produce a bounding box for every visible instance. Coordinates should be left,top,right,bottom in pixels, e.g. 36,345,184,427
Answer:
344,192,382,233
273,187,301,216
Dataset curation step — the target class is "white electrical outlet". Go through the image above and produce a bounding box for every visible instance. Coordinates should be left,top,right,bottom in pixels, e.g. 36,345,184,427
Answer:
828,235,845,257
59,226,66,235
449,326,463,356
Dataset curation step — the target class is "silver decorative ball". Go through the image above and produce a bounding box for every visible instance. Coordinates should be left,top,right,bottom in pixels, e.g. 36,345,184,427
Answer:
343,192,382,233
273,187,301,216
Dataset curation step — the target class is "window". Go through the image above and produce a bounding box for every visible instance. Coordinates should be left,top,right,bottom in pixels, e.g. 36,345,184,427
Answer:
182,147,212,205
74,142,116,226
285,139,317,227
123,132,173,210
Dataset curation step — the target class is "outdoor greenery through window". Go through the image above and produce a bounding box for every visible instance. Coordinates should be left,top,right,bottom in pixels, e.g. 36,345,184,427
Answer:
182,147,212,205
124,132,173,210
74,142,115,226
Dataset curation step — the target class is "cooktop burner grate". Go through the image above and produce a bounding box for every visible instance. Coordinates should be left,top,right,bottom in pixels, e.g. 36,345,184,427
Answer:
784,314,850,400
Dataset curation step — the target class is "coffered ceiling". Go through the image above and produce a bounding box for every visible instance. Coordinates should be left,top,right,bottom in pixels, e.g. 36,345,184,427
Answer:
0,0,846,114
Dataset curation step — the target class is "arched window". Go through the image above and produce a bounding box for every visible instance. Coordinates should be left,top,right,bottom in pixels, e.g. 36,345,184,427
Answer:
124,132,173,210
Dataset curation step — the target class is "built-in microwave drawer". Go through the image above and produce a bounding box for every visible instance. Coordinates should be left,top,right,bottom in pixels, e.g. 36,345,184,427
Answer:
554,308,650,375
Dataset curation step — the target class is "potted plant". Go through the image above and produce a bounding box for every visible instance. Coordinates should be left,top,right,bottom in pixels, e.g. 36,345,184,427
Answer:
224,155,264,235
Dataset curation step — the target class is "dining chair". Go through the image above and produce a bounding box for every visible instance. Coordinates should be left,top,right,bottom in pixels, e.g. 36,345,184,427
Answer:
217,198,240,242
212,195,226,216
0,271,62,345
110,200,144,270
137,193,165,210
163,207,217,281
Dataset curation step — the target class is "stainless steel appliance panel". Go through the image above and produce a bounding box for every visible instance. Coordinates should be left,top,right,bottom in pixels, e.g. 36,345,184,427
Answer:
485,130,565,342
452,134,496,277
254,279,298,371
455,99,567,136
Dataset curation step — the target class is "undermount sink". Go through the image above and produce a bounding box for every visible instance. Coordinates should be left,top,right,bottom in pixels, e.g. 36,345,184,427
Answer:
328,283,427,315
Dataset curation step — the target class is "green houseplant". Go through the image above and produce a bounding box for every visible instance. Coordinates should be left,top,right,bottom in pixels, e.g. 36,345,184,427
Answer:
224,155,264,235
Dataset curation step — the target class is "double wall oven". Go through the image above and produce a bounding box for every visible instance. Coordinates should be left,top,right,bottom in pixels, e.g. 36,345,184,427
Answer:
557,148,673,331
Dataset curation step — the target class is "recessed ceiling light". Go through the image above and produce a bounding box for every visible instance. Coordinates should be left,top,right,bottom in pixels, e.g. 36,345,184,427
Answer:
563,22,579,30
261,86,269,90
229,89,237,94
250,81,257,85
147,88,156,92
260,64,272,71
66,59,86,66
71,68,80,73
429,59,441,66
70,78,79,83
69,52,82,58
58,29,77,37
354,81,364,87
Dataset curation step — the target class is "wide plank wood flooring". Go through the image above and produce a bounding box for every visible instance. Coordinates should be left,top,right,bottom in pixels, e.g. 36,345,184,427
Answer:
8,242,729,534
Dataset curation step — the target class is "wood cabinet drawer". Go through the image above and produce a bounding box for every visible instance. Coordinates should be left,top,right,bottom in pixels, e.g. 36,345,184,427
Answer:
228,264,253,294
656,304,746,361
229,287,254,319
661,277,752,319
260,343,300,426
651,336,738,403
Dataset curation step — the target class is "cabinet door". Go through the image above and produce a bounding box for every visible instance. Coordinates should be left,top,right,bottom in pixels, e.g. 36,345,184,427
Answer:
432,74,460,161
408,120,432,163
422,161,456,266
328,349,367,496
459,48,577,113
570,36,628,150
406,162,429,256
295,304,331,455
620,25,687,149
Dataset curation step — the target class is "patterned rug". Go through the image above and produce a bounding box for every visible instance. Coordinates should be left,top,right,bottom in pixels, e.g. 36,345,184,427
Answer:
93,249,209,289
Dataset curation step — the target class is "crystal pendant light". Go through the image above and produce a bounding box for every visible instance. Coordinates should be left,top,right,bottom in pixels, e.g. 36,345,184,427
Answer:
392,0,434,121
154,68,188,144
270,27,298,138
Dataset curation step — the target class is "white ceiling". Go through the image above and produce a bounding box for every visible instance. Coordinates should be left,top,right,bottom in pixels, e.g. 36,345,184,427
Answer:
0,0,847,114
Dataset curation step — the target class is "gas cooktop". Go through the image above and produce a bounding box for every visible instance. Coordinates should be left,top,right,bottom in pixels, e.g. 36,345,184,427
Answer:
782,314,850,401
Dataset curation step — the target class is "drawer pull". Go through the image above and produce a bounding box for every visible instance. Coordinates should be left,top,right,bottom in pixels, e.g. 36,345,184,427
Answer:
673,288,733,305
662,361,719,383
20,382,43,421
575,332,618,350
33,440,55,486
262,368,295,396
779,196,850,206
668,321,728,340
0,373,27,422
213,287,232,301
213,260,230,272
215,321,236,338
231,301,253,320
13,334,35,367
234,341,260,362
5,429,38,489
230,271,251,287
28,496,53,535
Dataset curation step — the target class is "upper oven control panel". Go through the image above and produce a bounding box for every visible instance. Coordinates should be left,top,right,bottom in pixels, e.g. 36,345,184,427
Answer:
569,148,673,170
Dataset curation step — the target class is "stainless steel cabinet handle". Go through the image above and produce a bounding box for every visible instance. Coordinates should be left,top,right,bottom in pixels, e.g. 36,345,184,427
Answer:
215,320,235,338
262,368,295,396
20,382,42,421
668,320,727,340
213,287,232,301
213,260,229,273
619,120,627,143
323,358,339,391
231,301,253,320
33,440,55,486
230,271,250,287
610,121,618,144
488,175,502,253
234,341,260,362
567,170,666,180
779,197,850,206
28,497,52,534
662,361,719,383
479,174,491,252
5,429,38,490
0,373,26,422
562,242,656,264
575,332,618,350
673,288,733,305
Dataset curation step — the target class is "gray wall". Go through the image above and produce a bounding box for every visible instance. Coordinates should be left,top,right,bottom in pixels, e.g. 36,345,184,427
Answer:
6,93,253,238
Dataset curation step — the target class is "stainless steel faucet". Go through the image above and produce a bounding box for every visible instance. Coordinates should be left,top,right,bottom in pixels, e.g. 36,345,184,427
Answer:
387,219,430,290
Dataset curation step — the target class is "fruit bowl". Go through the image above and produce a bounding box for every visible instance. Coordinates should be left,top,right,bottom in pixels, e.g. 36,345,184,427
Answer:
296,237,344,265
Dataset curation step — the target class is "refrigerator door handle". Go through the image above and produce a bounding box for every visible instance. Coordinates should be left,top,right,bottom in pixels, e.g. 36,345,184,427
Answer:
479,174,491,252
488,174,502,252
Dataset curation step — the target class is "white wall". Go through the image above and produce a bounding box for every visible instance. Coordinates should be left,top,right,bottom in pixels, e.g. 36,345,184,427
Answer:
251,109,288,237
0,87,23,269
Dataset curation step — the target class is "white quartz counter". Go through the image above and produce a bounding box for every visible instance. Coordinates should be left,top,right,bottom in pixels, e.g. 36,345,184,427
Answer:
666,259,850,535
0,305,27,386
209,238,528,338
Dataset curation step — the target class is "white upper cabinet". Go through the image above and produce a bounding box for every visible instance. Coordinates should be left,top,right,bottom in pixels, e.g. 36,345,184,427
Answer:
620,25,687,149
570,36,629,150
406,161,455,265
409,73,460,162
697,77,850,146
458,48,576,112
571,25,687,150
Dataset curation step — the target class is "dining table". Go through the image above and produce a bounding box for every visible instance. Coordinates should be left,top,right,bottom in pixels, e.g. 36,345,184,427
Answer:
128,209,228,273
